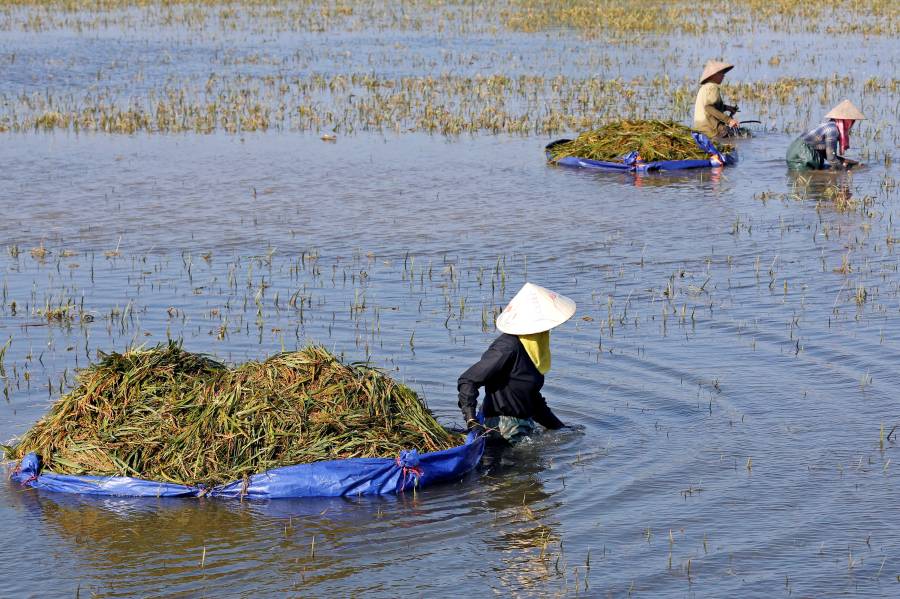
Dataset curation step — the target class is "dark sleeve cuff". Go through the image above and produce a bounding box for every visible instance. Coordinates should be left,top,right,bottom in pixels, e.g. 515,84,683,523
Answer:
532,397,564,429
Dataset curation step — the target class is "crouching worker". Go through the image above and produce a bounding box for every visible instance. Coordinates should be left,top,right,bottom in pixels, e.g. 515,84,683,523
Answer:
787,100,866,170
458,283,576,446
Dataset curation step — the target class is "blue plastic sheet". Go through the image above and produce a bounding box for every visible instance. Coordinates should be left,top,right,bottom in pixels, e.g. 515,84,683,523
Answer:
546,132,737,172
8,433,484,499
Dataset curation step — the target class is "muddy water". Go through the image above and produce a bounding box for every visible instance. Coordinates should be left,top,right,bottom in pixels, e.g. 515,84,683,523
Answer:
2,7,900,599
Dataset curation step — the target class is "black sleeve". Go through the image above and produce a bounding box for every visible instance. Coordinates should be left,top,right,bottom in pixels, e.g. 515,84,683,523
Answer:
532,393,564,429
457,344,512,417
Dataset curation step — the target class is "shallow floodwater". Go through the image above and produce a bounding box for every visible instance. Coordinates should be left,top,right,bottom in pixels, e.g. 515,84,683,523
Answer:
2,4,899,598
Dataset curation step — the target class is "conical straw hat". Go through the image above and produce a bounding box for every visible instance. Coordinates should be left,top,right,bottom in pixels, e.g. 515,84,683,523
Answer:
825,99,866,120
496,283,576,335
700,60,734,84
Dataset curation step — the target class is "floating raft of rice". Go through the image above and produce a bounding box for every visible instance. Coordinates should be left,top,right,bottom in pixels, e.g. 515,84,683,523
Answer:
2,343,462,488
548,119,734,164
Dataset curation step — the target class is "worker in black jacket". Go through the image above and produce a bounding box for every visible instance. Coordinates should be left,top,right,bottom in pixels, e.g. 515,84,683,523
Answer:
458,283,576,445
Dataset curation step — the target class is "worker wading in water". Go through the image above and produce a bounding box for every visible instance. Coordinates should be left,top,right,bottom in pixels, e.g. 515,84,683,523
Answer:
693,60,741,139
458,283,575,445
786,99,866,170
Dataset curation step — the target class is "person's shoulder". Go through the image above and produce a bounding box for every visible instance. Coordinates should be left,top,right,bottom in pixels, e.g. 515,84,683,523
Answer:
814,121,838,135
698,82,718,98
489,334,520,352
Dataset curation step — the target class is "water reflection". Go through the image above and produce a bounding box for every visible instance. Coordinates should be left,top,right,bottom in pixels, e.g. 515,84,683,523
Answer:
787,169,856,203
550,163,728,190
6,485,447,596
5,454,567,596
632,166,725,190
478,442,562,595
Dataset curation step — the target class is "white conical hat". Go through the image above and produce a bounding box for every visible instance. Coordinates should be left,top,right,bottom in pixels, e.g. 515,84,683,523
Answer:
825,99,866,120
495,283,576,335
700,60,734,84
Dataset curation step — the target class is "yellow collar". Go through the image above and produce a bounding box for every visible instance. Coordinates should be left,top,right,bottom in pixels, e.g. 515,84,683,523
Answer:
518,331,550,374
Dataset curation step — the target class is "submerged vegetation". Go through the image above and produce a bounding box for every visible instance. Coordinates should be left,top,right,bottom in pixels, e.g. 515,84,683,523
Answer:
0,1,894,143
0,73,894,140
2,343,462,486
0,0,895,36
503,0,898,37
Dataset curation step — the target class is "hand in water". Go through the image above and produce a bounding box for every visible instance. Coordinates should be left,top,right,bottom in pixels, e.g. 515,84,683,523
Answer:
560,423,586,432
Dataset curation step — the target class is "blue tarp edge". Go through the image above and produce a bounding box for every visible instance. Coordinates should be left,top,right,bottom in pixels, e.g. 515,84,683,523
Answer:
8,432,485,499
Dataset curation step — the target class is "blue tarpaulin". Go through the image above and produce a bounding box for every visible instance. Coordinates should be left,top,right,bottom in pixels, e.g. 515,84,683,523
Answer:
8,432,484,499
546,132,737,172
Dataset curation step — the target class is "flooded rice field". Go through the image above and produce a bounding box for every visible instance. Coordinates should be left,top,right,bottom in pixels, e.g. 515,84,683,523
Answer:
1,1,899,596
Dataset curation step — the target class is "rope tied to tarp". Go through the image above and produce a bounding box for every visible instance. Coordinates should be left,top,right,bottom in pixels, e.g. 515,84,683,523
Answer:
396,449,423,491
11,453,40,485
621,150,640,166
10,463,38,486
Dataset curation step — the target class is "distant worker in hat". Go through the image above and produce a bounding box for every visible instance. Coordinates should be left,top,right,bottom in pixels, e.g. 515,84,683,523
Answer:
786,99,866,170
693,60,740,139
458,283,576,445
